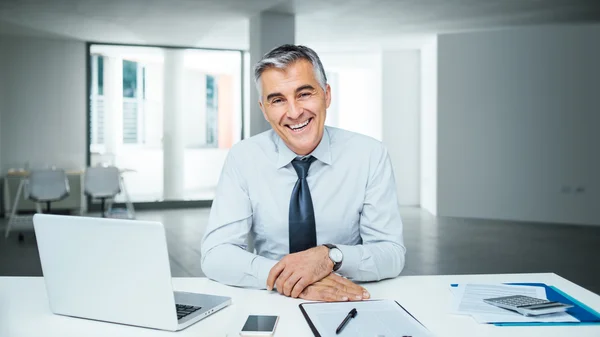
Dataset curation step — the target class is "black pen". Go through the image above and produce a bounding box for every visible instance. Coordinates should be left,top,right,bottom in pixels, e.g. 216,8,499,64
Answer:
335,308,358,334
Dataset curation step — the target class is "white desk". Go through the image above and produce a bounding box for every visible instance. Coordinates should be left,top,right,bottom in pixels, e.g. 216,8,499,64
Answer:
1,273,599,337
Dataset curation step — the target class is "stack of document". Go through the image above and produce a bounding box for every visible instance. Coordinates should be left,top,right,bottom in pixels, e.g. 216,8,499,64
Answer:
450,283,580,324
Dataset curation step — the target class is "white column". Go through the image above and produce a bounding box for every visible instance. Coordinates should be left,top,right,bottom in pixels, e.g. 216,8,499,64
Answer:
103,56,123,163
249,11,295,136
420,38,438,215
382,50,421,206
162,49,185,200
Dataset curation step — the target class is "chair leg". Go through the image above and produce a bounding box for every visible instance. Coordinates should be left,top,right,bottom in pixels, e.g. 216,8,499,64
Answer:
5,178,26,239
120,176,135,219
101,198,106,218
46,201,51,214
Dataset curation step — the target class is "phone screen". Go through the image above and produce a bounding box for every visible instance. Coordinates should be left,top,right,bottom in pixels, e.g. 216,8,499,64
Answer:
241,315,278,332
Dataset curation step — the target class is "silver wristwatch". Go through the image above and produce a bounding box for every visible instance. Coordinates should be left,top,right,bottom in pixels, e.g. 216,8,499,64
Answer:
324,243,343,271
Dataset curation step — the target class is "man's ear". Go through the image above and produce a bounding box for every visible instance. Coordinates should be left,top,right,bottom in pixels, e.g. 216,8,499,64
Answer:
325,84,332,109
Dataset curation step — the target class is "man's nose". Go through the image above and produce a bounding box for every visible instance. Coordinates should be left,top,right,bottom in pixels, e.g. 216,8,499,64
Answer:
286,100,303,120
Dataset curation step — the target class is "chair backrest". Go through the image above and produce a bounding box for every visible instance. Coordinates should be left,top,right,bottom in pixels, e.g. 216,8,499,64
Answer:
28,169,70,202
84,166,121,198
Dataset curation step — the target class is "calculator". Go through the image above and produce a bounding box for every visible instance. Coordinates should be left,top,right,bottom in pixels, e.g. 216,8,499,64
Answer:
483,295,573,316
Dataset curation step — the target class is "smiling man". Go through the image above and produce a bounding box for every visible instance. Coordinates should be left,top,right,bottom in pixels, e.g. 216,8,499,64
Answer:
201,45,406,302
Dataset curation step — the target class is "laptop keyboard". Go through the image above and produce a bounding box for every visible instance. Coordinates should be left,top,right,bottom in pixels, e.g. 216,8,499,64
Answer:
176,304,202,320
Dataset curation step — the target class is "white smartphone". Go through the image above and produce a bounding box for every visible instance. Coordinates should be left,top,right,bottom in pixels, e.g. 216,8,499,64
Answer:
239,315,280,337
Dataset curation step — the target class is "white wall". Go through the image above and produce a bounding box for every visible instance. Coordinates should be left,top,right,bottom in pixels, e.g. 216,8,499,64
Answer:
382,50,420,206
420,37,438,215
437,24,600,225
0,35,86,172
318,51,382,141
184,69,207,147
320,50,423,206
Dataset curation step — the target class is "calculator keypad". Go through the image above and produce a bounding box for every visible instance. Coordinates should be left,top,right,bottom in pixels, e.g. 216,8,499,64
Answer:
493,295,549,307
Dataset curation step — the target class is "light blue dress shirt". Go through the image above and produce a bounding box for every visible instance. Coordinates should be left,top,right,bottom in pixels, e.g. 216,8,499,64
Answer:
201,126,406,289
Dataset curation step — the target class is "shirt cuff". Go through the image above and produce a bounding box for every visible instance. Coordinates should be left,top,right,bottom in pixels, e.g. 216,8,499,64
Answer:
251,255,278,289
335,244,362,279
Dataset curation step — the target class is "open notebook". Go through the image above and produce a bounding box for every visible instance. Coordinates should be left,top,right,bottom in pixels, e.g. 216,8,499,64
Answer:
299,299,434,337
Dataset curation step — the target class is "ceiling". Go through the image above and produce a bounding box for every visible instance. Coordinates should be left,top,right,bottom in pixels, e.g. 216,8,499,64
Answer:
0,0,599,50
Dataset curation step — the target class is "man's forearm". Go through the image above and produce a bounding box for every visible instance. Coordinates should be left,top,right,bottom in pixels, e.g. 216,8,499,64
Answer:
335,242,406,281
201,244,278,289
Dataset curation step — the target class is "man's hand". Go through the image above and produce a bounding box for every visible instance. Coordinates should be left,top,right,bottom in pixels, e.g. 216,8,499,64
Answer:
299,273,370,302
266,246,333,298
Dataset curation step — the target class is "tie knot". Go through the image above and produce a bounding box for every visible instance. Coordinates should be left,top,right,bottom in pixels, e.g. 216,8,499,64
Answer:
291,156,316,179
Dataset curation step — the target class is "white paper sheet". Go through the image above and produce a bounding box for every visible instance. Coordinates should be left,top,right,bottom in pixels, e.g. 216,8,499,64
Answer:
301,299,434,337
451,284,578,323
470,311,579,324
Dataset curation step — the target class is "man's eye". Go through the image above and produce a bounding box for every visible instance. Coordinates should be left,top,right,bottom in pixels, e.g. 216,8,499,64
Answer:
271,98,283,104
299,92,311,98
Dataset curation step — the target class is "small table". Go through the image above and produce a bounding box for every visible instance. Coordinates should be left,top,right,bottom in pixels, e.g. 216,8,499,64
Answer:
1,273,599,337
3,168,137,238
3,169,85,215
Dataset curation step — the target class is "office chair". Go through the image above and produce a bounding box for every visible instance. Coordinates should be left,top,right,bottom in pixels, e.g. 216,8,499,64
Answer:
27,168,71,214
4,168,71,242
84,166,121,217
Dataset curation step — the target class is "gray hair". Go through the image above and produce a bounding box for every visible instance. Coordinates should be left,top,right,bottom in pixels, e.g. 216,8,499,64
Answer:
253,44,327,99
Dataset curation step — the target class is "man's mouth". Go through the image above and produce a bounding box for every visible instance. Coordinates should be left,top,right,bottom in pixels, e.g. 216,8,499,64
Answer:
287,118,313,132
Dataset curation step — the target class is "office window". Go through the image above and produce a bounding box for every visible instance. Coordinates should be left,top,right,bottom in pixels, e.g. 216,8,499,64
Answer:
206,75,218,146
96,100,105,145
90,57,145,145
142,67,146,99
89,44,243,203
97,56,104,96
90,54,105,146
122,60,144,144
123,60,137,98
122,103,138,144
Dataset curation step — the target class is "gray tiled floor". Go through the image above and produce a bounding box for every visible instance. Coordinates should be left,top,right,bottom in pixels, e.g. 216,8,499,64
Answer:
1,207,599,295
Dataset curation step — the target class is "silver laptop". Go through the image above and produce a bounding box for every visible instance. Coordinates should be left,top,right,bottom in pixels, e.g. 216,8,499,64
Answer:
33,214,231,331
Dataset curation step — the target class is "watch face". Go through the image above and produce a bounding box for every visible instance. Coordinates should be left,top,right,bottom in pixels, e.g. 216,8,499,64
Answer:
329,248,343,263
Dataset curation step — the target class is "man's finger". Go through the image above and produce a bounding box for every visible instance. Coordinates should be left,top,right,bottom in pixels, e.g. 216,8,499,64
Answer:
266,262,285,290
330,273,370,299
275,269,293,294
321,290,341,302
283,273,302,297
298,283,351,302
320,274,364,300
316,275,360,299
326,286,352,302
298,285,317,301
290,277,310,298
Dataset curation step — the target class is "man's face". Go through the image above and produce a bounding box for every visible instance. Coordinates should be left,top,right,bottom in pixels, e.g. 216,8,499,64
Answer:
259,60,331,156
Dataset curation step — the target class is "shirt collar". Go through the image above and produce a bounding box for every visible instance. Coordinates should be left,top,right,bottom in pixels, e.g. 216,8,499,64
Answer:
275,127,332,169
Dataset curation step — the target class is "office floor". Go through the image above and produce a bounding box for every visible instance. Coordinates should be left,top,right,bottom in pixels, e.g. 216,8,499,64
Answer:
1,207,599,295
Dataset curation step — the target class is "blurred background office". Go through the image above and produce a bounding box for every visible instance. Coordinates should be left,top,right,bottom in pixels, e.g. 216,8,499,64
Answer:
0,1,599,293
